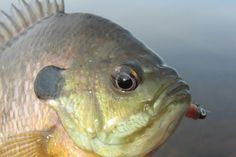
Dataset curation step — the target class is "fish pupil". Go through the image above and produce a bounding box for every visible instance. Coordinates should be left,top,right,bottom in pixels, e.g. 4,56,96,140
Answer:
117,73,134,90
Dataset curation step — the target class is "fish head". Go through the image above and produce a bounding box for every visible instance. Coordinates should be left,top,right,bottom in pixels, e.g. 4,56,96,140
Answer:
34,13,191,157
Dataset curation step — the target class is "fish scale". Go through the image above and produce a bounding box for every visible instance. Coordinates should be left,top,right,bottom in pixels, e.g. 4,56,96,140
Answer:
0,1,64,151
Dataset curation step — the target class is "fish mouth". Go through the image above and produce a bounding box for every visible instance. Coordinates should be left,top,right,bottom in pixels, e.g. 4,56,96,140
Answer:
151,77,190,116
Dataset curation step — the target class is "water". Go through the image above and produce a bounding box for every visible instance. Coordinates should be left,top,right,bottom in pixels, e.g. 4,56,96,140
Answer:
1,1,236,157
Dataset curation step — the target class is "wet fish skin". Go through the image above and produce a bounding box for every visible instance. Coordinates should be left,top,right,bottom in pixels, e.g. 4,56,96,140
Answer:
0,2,191,157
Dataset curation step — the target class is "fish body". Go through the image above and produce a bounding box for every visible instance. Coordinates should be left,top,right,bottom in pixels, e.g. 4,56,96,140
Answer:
0,1,192,157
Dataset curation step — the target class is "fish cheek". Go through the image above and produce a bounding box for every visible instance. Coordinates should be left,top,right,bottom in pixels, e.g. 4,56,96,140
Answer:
34,65,65,100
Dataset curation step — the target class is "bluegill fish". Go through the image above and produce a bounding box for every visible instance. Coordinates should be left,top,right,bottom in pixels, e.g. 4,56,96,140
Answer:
0,0,206,157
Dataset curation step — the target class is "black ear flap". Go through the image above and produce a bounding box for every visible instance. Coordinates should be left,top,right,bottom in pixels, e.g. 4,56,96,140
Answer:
34,65,65,100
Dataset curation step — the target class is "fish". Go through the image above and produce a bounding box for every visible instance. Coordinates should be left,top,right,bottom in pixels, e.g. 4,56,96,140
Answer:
0,0,206,157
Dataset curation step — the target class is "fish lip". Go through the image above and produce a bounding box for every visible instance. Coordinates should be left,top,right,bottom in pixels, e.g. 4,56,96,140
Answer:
150,77,190,116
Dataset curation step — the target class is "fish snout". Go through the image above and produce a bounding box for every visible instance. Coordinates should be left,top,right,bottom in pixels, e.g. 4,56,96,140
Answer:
159,66,190,104
159,66,179,78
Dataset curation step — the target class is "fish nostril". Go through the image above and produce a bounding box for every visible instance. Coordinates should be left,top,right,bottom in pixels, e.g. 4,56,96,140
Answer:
159,66,179,77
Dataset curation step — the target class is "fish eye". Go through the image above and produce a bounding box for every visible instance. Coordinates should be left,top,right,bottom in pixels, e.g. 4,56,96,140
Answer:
116,72,136,91
111,65,142,92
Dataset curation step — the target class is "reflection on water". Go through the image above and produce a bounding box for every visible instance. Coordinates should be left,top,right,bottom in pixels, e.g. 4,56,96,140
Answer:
1,1,236,157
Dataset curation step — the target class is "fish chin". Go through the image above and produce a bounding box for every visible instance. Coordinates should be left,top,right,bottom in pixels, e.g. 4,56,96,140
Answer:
89,81,191,157
90,99,190,157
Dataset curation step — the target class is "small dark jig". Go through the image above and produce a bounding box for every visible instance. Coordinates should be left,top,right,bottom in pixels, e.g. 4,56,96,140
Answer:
185,103,207,120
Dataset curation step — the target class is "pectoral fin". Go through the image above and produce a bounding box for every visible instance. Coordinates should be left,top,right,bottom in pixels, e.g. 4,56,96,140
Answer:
0,129,54,157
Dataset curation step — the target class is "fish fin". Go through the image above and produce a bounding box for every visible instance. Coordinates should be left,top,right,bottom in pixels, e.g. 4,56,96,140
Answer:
0,0,65,48
0,129,55,157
